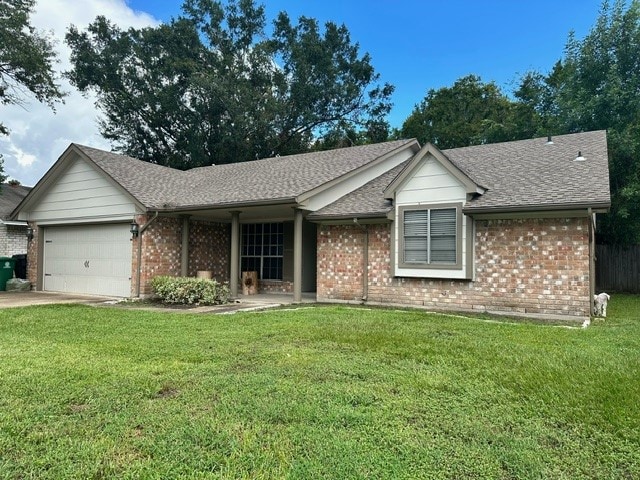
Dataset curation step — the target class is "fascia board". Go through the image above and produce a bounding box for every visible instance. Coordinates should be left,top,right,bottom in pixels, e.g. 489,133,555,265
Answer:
295,140,420,205
383,143,484,199
10,144,147,220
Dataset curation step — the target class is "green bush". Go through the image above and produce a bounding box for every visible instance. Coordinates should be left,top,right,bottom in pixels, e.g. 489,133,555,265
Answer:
150,276,231,305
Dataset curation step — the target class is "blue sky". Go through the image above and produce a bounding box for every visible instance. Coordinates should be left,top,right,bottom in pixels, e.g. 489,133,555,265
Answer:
1,0,608,185
128,0,605,128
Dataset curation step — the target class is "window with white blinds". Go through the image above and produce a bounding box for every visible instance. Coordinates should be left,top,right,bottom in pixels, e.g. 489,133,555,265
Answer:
403,207,457,264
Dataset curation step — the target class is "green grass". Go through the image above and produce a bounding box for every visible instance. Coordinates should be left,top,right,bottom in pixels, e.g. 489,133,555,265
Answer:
0,297,639,479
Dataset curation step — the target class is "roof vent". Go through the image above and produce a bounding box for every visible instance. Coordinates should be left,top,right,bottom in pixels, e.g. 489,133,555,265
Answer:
546,135,554,145
575,151,586,161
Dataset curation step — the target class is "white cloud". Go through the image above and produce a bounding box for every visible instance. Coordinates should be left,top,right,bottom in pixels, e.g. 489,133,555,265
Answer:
0,0,159,185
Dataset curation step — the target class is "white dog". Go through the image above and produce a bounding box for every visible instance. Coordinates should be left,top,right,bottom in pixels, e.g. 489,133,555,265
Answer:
593,293,610,318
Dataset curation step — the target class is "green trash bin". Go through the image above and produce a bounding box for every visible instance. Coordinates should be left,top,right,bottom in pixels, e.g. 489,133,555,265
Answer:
0,257,16,291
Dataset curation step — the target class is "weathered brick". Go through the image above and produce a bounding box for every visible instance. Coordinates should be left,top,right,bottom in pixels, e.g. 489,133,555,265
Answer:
317,218,591,318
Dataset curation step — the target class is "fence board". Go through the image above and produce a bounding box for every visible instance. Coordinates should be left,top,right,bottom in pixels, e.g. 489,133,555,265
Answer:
596,244,640,293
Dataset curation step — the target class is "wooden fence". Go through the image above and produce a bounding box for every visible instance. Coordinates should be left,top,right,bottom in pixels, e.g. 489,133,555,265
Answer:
596,244,640,293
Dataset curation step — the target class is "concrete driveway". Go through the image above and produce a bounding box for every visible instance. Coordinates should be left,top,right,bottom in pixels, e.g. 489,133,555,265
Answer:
0,291,116,308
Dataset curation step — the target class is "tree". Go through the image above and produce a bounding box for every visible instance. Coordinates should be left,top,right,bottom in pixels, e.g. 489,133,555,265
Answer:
399,75,538,149
65,0,393,169
0,0,64,188
515,0,640,244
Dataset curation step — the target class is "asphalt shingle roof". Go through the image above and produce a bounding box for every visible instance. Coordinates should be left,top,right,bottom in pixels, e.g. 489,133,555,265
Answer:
448,130,610,212
307,162,408,220
77,140,416,209
311,131,610,219
0,184,31,220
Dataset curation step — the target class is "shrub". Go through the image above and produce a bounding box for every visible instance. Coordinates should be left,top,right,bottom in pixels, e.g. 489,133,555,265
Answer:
150,276,231,305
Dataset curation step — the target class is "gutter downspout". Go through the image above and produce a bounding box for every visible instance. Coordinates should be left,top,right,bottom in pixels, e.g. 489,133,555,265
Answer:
136,211,159,298
588,208,596,311
353,218,369,302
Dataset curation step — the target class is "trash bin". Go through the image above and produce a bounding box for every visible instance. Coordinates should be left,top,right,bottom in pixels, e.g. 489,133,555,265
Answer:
0,257,16,291
12,254,27,280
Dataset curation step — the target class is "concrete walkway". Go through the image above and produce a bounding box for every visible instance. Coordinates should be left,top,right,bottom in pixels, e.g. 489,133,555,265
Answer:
0,291,317,313
0,291,116,308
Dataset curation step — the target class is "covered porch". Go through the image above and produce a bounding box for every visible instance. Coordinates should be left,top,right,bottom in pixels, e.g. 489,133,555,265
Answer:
133,202,318,302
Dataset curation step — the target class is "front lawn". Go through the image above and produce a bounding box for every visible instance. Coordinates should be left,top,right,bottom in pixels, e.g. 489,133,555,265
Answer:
0,297,639,479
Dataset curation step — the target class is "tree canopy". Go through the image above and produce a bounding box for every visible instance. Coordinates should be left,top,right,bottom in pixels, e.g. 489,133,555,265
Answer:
65,0,393,169
0,0,64,186
514,0,640,244
399,75,538,149
399,1,640,244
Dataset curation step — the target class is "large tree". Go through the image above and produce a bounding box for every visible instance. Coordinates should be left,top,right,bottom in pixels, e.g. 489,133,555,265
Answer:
399,75,538,149
516,0,640,244
0,0,63,186
65,0,393,169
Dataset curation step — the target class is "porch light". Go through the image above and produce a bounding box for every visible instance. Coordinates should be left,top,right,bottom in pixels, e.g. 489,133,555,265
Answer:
130,221,140,237
26,226,34,241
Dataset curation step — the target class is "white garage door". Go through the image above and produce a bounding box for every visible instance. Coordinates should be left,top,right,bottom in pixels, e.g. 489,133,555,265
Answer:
43,223,132,297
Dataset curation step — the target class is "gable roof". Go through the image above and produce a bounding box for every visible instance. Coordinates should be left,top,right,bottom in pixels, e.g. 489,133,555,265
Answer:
79,140,418,210
0,184,31,221
307,161,408,220
310,130,610,220
383,143,486,199
448,130,610,213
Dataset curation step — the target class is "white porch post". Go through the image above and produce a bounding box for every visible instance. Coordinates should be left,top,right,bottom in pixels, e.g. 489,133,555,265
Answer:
180,215,190,277
293,208,303,303
230,211,241,297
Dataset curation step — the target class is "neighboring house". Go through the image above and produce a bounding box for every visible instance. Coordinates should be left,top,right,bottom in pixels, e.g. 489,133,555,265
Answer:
1,183,31,257
11,131,610,321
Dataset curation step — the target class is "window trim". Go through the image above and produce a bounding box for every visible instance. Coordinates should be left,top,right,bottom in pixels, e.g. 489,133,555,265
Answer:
398,203,463,271
240,222,284,281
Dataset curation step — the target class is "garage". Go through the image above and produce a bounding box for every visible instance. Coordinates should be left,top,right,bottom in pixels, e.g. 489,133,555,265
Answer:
43,223,132,297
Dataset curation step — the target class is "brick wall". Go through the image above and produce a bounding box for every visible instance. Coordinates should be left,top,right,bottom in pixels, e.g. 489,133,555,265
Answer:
0,224,28,257
317,217,591,319
259,280,293,294
133,215,231,296
26,222,39,287
188,220,230,282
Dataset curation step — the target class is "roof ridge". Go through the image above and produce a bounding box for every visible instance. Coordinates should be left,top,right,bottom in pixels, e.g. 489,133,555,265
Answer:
186,138,416,174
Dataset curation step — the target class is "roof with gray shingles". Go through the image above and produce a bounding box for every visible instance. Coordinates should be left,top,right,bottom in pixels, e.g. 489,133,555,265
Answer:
77,140,416,209
448,130,610,212
0,184,31,220
310,130,610,219
307,162,408,219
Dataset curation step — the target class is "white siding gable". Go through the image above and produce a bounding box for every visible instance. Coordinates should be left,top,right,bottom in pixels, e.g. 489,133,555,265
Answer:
393,154,472,279
22,154,140,224
301,147,416,211
396,155,466,206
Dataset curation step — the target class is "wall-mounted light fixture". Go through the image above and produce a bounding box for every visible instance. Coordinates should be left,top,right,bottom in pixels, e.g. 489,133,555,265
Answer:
26,226,34,242
130,221,140,238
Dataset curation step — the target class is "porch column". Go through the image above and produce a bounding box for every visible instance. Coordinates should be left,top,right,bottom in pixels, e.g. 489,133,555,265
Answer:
293,208,303,303
230,211,241,297
180,215,190,277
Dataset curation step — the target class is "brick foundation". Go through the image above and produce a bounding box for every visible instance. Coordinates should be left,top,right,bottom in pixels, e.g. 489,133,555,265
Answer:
258,280,293,294
317,218,591,319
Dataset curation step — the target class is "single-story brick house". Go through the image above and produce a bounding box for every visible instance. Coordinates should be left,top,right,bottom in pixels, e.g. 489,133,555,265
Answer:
1,183,31,257
11,131,610,320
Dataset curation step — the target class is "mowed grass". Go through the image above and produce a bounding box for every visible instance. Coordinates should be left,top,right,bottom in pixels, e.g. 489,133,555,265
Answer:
0,297,639,479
